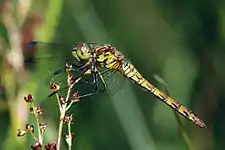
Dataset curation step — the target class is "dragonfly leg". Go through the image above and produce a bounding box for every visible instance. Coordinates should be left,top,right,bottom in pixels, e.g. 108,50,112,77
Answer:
52,60,91,76
70,63,89,71
49,65,107,101
92,69,98,91
80,65,106,95
97,70,107,90
77,70,106,99
90,55,98,91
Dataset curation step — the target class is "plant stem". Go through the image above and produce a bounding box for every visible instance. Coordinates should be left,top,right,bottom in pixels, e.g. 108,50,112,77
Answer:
30,132,39,142
67,122,72,150
57,104,66,150
57,83,74,150
31,103,43,145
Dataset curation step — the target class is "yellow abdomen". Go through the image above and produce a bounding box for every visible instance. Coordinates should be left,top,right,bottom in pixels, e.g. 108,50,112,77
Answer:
120,61,206,128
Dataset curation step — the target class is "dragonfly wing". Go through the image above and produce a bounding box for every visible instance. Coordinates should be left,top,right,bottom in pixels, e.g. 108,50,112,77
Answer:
23,41,81,74
48,67,98,99
23,41,85,88
96,67,126,96
23,41,126,101
48,67,126,101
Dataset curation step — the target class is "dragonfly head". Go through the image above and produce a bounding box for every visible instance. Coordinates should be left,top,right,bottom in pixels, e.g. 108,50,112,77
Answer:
72,43,91,61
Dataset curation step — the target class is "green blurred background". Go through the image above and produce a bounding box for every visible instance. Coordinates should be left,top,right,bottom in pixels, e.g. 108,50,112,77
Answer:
0,0,225,150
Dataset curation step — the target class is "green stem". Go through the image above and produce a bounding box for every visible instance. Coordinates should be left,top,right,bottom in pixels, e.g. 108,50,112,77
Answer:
57,104,66,150
57,84,73,150
30,132,39,142
66,101,74,111
67,122,72,150
56,93,62,112
31,103,43,145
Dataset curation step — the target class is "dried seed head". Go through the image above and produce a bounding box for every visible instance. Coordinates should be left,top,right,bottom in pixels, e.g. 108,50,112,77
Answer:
44,142,57,150
65,133,75,140
30,106,42,115
26,124,34,133
24,94,34,103
17,129,27,137
65,133,75,146
50,83,60,92
36,106,42,115
39,123,47,133
30,107,34,114
71,92,80,102
31,142,42,150
68,75,76,87
64,114,73,124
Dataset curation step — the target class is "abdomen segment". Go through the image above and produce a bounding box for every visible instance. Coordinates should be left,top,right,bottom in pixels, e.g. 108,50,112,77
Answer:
121,61,206,128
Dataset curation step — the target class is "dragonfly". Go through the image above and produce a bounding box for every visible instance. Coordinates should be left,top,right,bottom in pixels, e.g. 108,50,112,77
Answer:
24,41,206,128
